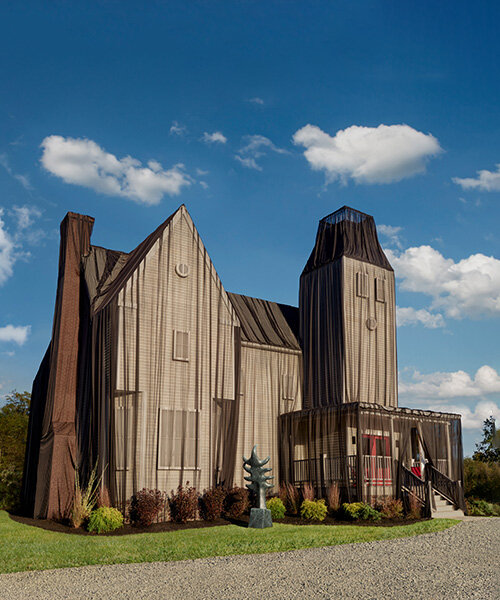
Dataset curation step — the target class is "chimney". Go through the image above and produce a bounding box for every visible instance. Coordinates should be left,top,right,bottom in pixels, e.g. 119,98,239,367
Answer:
33,212,94,519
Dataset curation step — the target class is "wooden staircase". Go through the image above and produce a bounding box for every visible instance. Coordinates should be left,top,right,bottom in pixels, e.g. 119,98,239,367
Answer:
401,464,466,519
431,489,465,519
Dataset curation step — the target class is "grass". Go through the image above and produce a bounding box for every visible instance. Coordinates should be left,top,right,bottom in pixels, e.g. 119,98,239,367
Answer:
0,510,458,574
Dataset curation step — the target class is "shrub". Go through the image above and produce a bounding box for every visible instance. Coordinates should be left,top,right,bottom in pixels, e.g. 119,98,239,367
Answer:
170,483,198,523
466,497,500,516
342,502,381,521
0,467,23,511
407,494,422,520
130,488,165,526
199,487,227,521
327,482,341,513
301,483,315,502
223,486,249,519
70,464,102,528
281,483,300,515
87,506,123,534
464,458,500,504
266,497,286,519
377,498,403,520
300,499,328,521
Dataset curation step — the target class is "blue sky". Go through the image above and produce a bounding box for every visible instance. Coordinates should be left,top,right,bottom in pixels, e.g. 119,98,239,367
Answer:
1,1,499,455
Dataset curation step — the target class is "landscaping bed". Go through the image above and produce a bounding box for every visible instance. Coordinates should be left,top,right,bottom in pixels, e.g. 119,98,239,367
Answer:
8,512,426,536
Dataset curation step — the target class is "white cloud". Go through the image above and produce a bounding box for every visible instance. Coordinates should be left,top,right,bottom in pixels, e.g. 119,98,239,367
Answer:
248,97,265,105
0,324,31,345
199,181,209,189
293,123,442,184
40,136,191,205
453,164,500,191
0,153,33,190
201,131,227,144
0,209,16,285
396,306,445,329
386,245,500,319
10,205,42,230
235,135,287,171
169,121,187,136
196,168,209,176
235,155,262,171
378,224,403,249
400,365,500,399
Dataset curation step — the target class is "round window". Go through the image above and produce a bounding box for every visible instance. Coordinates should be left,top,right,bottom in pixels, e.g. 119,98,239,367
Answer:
175,263,190,278
366,317,377,331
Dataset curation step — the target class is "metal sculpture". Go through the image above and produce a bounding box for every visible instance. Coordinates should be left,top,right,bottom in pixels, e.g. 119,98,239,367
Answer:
243,445,273,528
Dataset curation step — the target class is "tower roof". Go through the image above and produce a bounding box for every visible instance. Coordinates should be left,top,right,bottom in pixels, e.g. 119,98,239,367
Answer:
302,205,393,274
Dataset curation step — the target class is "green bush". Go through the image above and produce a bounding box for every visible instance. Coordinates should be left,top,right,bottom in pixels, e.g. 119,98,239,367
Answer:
465,497,500,516
300,499,328,521
87,507,124,534
464,458,500,503
266,497,286,520
341,502,381,521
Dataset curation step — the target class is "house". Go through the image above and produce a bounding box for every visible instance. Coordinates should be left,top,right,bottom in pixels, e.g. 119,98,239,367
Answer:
22,205,466,520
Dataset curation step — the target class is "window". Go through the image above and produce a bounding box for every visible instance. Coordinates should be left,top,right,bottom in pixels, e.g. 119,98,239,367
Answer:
375,278,386,303
282,374,295,401
173,330,189,362
356,272,369,298
114,394,137,471
158,409,198,469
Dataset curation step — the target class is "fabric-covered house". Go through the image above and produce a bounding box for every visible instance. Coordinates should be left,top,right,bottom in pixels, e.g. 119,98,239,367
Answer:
22,205,466,520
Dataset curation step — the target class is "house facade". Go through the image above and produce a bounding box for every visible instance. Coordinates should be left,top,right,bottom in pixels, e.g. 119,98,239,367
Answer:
22,205,465,520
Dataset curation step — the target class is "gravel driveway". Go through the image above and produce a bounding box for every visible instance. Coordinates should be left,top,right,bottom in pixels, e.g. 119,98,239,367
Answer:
1,517,499,600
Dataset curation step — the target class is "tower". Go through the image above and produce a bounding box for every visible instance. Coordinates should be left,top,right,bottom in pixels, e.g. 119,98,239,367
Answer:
299,206,397,408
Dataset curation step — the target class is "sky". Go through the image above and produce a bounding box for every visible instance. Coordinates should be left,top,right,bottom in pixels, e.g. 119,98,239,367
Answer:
1,1,499,456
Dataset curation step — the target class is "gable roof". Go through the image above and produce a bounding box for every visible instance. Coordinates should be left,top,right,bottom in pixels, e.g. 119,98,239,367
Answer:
91,206,180,314
228,292,300,350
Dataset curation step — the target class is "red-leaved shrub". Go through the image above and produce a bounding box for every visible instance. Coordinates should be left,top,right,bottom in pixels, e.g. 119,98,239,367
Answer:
199,486,227,521
280,482,300,515
129,488,165,526
327,482,341,513
223,486,249,518
407,494,422,520
301,482,315,502
377,497,403,520
170,483,198,523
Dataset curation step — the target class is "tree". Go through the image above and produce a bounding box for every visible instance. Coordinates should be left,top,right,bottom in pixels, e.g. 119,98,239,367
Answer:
0,390,31,510
472,416,500,463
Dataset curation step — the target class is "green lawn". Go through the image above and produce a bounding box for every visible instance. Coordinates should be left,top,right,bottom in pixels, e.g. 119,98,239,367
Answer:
0,511,458,574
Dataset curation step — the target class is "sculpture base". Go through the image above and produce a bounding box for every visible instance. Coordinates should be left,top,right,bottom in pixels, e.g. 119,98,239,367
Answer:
248,508,273,529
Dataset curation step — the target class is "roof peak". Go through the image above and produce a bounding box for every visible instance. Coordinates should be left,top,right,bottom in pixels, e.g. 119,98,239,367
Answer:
320,206,372,226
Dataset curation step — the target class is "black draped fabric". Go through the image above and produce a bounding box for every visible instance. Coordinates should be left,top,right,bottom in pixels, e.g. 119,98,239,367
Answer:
279,402,464,506
303,207,393,274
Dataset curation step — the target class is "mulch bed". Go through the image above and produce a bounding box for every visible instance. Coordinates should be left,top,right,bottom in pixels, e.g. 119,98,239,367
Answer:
9,512,426,536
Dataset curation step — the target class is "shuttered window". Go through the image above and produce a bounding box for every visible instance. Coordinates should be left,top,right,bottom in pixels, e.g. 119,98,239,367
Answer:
356,272,369,298
158,409,198,469
173,330,190,361
375,278,386,303
283,374,295,400
114,394,136,471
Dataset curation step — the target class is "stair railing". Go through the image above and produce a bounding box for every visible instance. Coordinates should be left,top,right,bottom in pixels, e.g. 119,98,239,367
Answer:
401,465,430,516
426,464,465,511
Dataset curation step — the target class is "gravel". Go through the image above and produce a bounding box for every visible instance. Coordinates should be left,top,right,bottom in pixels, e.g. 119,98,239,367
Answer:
1,517,499,600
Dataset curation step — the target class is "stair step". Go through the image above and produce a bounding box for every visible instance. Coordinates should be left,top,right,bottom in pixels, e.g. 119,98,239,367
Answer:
432,510,465,519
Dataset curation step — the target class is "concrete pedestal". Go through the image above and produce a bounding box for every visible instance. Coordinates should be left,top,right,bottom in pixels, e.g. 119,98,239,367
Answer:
248,507,273,529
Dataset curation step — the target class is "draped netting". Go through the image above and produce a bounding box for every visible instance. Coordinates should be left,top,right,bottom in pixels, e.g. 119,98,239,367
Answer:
279,403,464,506
23,206,304,518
